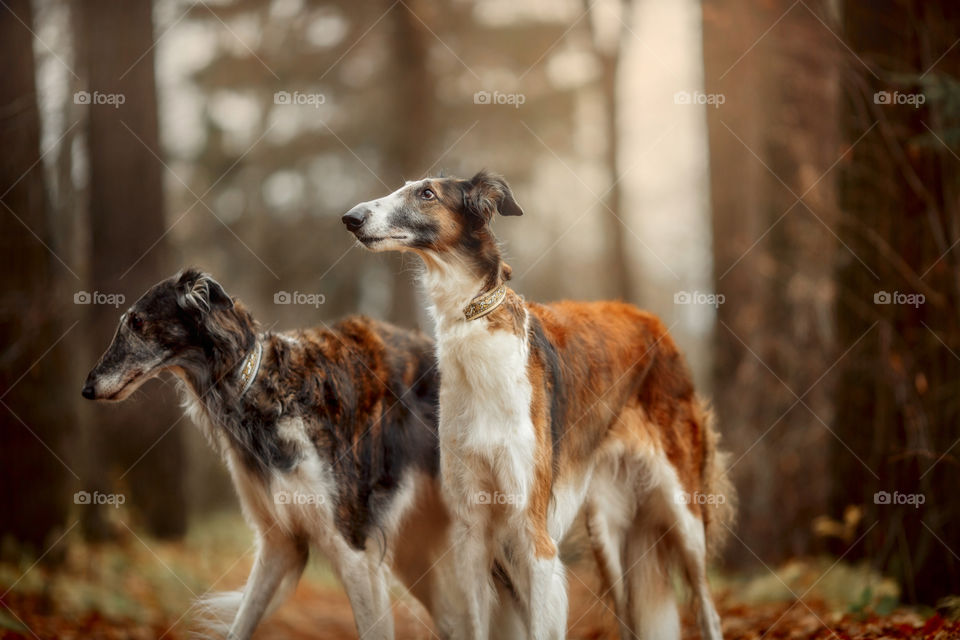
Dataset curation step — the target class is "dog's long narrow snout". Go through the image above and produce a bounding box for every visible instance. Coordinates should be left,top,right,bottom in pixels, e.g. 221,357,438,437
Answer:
80,343,149,402
341,205,370,231
81,367,102,399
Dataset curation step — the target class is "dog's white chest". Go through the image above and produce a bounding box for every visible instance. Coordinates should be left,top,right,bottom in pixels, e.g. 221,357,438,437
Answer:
268,451,337,533
436,323,537,504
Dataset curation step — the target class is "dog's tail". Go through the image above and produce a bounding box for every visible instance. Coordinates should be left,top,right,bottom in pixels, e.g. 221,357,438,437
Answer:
191,590,243,638
695,397,736,559
190,564,303,638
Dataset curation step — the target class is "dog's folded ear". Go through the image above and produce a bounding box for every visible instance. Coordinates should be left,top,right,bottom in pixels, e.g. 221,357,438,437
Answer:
176,268,234,315
464,171,524,224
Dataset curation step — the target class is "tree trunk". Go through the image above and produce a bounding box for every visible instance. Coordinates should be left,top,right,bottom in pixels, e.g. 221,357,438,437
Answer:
703,0,838,565
599,49,633,302
584,0,633,302
834,0,960,603
0,0,74,552
383,0,435,326
78,0,187,539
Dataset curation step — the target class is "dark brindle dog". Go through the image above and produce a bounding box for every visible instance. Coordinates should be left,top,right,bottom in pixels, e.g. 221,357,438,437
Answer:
81,269,509,639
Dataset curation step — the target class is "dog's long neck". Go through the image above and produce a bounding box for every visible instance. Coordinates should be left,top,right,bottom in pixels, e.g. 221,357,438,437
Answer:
173,302,262,452
419,253,507,329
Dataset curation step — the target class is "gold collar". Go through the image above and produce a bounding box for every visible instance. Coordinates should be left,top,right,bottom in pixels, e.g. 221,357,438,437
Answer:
237,341,263,396
463,284,507,321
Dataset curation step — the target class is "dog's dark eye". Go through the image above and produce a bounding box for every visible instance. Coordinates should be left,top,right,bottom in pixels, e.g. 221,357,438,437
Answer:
420,188,435,201
128,313,143,331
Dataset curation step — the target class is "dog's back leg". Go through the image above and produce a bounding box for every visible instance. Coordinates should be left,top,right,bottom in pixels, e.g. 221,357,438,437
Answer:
581,446,650,640
640,472,722,640
584,500,633,639
623,523,679,640
670,514,722,640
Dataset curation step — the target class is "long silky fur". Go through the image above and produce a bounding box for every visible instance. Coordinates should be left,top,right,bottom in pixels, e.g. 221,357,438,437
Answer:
696,398,736,559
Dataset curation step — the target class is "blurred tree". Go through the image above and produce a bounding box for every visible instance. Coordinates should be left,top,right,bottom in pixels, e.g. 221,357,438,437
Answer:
583,0,634,302
77,0,187,539
703,0,838,565
0,0,74,552
834,0,960,603
382,0,435,325
179,0,584,327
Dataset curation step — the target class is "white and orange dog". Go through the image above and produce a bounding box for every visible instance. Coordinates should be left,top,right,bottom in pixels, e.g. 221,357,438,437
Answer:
344,172,735,639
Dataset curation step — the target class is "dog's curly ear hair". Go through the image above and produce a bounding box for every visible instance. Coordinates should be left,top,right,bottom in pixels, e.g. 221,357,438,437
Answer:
176,269,233,316
463,171,524,225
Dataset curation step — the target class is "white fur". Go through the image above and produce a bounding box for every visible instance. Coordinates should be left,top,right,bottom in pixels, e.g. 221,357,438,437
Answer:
349,181,426,251
584,467,632,637
641,449,721,640
417,259,570,640
549,474,595,544
586,433,723,640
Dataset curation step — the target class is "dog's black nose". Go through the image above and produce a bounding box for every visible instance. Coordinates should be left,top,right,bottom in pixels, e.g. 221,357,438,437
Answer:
81,384,95,400
342,207,369,232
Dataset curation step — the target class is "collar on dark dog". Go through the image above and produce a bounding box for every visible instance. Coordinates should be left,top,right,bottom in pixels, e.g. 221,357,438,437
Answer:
463,283,507,321
237,341,263,396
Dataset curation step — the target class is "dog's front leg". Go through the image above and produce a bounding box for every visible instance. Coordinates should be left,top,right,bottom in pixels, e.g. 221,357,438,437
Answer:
516,504,567,640
367,550,395,636
228,533,307,640
527,550,566,640
329,536,394,640
449,514,493,640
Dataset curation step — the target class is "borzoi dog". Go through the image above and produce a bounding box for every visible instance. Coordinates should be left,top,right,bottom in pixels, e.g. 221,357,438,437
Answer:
343,172,735,639
81,268,502,639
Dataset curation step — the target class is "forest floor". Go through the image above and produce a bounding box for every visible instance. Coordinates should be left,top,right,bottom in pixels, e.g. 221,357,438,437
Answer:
0,512,957,639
